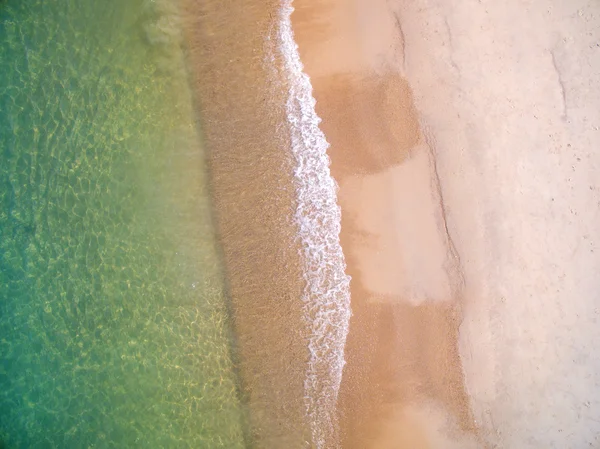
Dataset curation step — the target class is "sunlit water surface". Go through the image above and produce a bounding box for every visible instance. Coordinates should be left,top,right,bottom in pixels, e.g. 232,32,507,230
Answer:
0,0,246,447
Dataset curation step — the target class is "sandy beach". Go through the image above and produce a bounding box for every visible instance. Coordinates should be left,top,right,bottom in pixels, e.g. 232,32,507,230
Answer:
293,0,600,447
178,0,600,446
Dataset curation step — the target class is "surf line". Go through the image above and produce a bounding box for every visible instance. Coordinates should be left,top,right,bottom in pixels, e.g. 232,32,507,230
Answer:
266,1,353,447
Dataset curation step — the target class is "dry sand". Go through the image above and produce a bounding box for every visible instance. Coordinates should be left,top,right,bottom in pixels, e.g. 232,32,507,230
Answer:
294,0,600,447
396,1,600,448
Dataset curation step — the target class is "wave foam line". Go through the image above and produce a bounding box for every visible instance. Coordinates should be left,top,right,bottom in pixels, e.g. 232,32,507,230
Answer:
273,2,352,447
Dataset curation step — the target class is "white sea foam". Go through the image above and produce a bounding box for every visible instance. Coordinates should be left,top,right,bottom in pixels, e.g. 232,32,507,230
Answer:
266,2,352,447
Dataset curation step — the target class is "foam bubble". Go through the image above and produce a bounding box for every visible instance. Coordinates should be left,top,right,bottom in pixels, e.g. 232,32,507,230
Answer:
267,2,352,447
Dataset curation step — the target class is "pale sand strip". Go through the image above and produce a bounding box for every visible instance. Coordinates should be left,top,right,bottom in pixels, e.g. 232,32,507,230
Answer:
395,0,600,447
292,0,481,447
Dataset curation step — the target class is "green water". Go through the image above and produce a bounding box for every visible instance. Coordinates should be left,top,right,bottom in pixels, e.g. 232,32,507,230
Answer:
0,0,246,447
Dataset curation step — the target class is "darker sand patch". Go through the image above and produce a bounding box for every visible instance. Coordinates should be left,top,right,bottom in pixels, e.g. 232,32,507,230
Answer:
311,73,420,175
334,203,476,448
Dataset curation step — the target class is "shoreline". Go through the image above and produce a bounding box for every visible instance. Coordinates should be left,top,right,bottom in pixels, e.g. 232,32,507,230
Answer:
183,0,600,446
180,0,352,446
276,2,352,446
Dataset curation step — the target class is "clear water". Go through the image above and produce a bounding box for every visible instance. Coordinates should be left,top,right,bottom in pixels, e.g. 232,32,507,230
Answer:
0,0,246,447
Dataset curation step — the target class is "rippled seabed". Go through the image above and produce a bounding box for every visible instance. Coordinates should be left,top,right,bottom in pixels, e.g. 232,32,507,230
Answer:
0,0,246,447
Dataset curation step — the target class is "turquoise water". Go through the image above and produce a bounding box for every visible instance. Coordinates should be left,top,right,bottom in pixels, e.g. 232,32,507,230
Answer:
0,0,246,447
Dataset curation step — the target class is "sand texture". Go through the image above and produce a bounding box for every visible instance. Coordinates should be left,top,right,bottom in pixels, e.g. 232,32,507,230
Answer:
180,0,600,446
293,0,600,447
396,0,600,447
293,0,479,447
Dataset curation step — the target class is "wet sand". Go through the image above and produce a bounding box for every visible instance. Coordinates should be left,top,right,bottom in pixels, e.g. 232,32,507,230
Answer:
292,0,480,447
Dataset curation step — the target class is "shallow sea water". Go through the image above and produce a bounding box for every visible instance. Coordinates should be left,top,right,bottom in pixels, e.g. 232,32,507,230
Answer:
0,0,246,447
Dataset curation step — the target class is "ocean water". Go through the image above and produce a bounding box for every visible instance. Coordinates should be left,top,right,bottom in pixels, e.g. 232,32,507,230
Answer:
0,0,246,447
